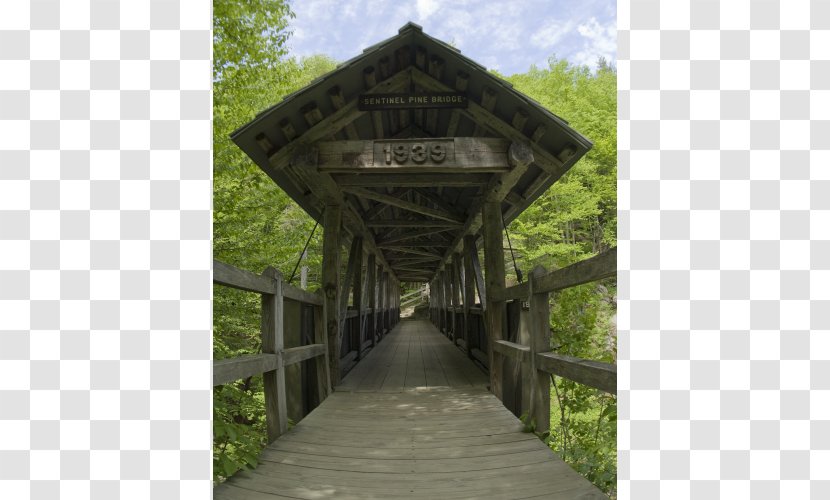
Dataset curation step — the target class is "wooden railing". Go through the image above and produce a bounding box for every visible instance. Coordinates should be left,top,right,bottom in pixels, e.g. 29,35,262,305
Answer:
213,259,331,443
429,247,616,430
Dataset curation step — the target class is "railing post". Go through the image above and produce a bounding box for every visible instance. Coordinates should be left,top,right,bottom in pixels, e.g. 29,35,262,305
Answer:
261,267,288,442
313,301,332,400
528,266,551,433
482,201,506,400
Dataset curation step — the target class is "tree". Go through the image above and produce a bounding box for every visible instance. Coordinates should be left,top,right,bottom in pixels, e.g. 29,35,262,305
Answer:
212,0,338,482
504,57,618,498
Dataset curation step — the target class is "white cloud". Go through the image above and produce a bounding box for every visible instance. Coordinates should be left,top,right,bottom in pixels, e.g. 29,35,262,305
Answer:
572,16,617,68
416,0,441,20
530,20,575,49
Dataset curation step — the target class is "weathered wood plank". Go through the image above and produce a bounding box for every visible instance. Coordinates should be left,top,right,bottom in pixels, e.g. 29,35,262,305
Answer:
535,247,617,294
536,352,616,394
482,201,506,400
327,85,360,140
462,235,477,359
281,282,322,305
283,344,326,367
322,204,343,388
332,173,491,188
493,340,529,363
445,70,470,136
312,304,331,399
317,138,511,174
341,186,465,223
378,227,456,245
366,219,462,228
268,69,410,171
214,260,276,295
261,267,288,442
213,353,279,386
528,266,551,432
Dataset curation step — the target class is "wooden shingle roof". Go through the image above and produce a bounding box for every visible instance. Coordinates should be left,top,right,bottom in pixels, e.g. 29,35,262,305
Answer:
231,22,592,282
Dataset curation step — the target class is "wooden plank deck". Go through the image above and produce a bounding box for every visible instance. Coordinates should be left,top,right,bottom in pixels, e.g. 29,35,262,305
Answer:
214,319,608,500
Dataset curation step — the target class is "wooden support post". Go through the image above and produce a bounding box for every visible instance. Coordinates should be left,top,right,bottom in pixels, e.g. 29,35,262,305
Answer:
322,204,343,389
448,262,458,343
339,237,363,357
528,266,551,433
452,253,464,347
261,267,288,442
379,271,388,337
463,235,476,358
313,302,332,401
367,254,377,348
482,201,506,400
352,240,364,361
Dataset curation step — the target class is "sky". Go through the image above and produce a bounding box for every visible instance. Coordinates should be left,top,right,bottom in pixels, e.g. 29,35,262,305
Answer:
285,0,617,76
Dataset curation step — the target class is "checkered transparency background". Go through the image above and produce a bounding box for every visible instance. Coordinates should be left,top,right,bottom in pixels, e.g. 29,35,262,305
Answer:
619,0,830,498
0,1,212,499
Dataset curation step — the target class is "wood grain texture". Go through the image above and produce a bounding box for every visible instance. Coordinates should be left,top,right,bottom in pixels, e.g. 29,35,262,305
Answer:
215,320,607,499
214,260,276,295
536,352,617,394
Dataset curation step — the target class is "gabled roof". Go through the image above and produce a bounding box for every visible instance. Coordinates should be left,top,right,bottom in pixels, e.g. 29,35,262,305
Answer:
230,22,592,283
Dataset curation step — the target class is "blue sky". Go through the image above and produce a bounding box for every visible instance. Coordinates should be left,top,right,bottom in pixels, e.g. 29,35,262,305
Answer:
286,0,617,75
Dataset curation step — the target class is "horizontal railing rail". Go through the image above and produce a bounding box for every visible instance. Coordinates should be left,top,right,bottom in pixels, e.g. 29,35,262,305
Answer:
213,259,331,443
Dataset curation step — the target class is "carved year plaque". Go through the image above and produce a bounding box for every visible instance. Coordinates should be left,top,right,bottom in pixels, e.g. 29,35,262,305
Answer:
373,139,455,166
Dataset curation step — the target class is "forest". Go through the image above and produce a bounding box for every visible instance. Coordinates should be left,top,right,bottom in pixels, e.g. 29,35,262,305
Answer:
213,1,617,497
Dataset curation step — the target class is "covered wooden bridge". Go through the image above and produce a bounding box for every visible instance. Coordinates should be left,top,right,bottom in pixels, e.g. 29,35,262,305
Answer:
214,23,616,499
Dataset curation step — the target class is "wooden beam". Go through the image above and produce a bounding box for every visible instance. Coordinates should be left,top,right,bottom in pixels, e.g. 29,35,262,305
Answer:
449,255,462,343
410,67,575,178
445,71,470,136
322,204,342,388
339,237,363,329
213,260,276,295
363,66,384,139
312,302,332,399
527,266,551,433
493,340,529,363
462,235,476,359
316,138,512,174
282,281,323,306
367,254,377,348
379,227,457,245
331,173,491,188
268,69,409,171
365,219,462,228
537,352,617,394
428,141,534,283
535,247,617,294
261,267,288,442
283,344,326,367
352,239,364,361
328,85,360,140
473,87,498,136
382,247,441,259
414,188,463,218
482,201,506,401
425,55,445,135
381,242,449,249
213,353,279,386
341,186,465,223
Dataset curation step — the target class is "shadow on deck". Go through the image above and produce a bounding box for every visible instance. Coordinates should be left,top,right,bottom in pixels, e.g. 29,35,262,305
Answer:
214,319,607,500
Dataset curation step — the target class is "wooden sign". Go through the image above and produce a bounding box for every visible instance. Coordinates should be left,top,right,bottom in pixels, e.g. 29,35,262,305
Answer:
316,138,512,174
373,139,454,165
358,93,468,110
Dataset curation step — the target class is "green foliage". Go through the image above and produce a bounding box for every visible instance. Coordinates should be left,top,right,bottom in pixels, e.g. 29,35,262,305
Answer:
504,58,617,498
213,0,338,483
